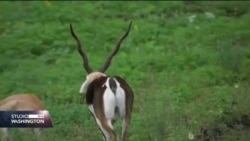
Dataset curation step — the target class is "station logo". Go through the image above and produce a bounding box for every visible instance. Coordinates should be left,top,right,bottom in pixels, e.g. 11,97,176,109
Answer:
0,110,53,128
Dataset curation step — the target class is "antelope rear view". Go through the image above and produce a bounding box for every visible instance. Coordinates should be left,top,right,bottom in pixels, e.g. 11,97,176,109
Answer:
70,21,134,141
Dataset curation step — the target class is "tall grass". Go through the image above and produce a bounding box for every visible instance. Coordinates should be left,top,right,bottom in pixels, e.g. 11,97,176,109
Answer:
0,1,250,140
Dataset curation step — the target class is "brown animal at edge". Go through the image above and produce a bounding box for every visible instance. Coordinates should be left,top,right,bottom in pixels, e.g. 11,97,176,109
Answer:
0,94,44,141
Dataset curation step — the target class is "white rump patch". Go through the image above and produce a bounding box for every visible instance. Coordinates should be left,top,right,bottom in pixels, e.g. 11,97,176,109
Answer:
103,78,126,120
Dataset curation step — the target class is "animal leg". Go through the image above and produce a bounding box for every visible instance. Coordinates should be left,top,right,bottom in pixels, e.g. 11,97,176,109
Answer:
98,118,118,141
1,128,9,141
121,116,131,141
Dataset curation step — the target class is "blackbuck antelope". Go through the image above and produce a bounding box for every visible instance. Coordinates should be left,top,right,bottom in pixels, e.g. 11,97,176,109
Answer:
0,94,44,141
70,21,134,141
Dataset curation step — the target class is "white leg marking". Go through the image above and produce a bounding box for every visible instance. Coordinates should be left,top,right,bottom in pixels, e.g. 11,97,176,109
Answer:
33,128,41,137
89,105,111,141
107,120,113,130
96,119,110,141
88,105,95,116
1,128,9,141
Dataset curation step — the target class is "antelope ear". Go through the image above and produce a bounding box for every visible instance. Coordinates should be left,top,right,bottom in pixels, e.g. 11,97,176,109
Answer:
79,80,90,94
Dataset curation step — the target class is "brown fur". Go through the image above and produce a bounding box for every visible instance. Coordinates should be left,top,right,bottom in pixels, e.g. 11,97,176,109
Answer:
0,94,44,111
0,94,44,141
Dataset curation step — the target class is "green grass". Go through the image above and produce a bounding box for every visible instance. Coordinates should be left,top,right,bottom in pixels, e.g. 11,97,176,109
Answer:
1,1,250,141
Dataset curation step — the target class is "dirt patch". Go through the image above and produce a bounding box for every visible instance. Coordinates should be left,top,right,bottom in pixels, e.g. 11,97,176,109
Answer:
195,114,250,141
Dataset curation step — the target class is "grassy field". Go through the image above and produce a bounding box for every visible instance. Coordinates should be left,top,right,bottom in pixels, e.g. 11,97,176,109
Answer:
1,1,250,141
